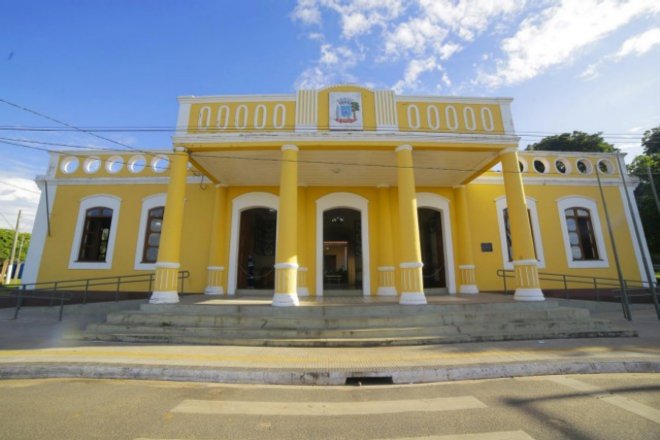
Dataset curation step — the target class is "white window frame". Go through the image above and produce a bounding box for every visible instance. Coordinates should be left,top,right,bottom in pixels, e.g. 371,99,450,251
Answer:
556,196,609,268
134,193,167,270
495,196,545,270
69,194,121,269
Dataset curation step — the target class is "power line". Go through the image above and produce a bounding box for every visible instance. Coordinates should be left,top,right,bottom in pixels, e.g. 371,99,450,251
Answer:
0,180,40,194
0,98,149,154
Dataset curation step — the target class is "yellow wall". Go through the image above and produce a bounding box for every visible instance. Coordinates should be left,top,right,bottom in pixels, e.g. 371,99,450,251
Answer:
397,101,505,134
38,153,644,296
188,100,296,133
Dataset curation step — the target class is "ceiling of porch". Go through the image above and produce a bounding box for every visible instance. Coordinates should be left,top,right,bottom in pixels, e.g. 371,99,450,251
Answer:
190,149,500,187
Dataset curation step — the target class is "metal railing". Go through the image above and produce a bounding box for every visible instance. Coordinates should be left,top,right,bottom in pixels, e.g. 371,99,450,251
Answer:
496,268,658,320
0,271,190,321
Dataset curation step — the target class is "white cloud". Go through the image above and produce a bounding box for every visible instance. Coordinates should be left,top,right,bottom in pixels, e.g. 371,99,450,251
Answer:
615,27,660,58
295,43,361,88
292,0,322,25
581,27,660,79
0,175,40,233
477,0,660,87
392,56,441,93
419,0,526,41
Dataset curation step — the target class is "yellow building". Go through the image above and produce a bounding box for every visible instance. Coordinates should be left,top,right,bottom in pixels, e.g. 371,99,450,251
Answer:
22,85,654,306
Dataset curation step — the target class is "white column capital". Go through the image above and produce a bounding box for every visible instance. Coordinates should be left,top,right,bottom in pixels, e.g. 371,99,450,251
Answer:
174,146,187,153
395,144,413,153
282,144,299,152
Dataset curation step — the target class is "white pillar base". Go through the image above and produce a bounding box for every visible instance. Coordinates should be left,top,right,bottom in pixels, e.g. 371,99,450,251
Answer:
272,292,300,307
204,286,224,295
399,291,427,305
149,290,180,304
377,286,397,296
297,287,309,297
514,287,545,302
459,284,479,294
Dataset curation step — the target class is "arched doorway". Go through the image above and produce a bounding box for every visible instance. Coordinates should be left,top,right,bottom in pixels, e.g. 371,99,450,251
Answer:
316,193,371,297
418,207,446,291
227,192,279,295
323,208,362,294
416,193,456,294
236,208,276,290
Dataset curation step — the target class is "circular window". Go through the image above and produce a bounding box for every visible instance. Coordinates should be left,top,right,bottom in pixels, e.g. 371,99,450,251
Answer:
533,158,549,174
518,158,528,173
151,155,170,173
598,159,614,174
83,157,101,174
60,156,79,174
576,159,593,175
555,158,571,174
128,155,146,173
105,156,124,174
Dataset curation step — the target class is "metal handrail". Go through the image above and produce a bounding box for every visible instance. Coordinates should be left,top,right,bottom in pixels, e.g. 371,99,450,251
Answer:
0,270,190,321
496,268,658,320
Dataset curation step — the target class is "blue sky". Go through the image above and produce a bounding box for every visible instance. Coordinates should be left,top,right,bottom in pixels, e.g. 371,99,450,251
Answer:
1,0,659,231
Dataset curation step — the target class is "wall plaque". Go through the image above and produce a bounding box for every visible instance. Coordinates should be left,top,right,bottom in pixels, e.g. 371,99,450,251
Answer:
329,92,363,130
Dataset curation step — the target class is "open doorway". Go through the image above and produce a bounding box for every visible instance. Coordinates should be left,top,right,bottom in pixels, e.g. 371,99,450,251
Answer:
323,208,362,295
418,207,446,293
236,208,276,290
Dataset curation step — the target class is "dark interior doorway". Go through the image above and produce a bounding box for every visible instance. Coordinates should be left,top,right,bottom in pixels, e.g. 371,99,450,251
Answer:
418,207,446,289
323,208,362,292
237,208,276,289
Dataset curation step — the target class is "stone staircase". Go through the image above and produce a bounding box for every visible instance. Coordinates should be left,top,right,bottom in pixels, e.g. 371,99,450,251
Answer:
84,296,636,347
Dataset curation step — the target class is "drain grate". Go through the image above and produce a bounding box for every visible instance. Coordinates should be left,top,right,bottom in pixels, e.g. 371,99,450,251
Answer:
345,376,394,386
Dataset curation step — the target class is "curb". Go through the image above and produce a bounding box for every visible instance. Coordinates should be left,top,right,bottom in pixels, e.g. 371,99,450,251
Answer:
1,360,659,385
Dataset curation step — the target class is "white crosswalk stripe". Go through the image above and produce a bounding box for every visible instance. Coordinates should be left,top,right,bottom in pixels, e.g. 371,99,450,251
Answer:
545,376,660,425
170,395,486,416
374,431,536,440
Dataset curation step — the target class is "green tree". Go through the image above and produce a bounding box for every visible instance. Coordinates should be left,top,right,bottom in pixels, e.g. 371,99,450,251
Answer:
641,126,660,155
628,125,660,264
0,229,31,262
526,131,617,152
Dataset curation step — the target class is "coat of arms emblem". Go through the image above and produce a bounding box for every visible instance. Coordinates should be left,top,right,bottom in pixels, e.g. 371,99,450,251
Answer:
329,92,363,130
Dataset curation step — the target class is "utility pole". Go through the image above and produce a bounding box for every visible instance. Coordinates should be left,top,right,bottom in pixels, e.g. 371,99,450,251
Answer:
6,210,21,285
14,235,25,282
647,165,660,215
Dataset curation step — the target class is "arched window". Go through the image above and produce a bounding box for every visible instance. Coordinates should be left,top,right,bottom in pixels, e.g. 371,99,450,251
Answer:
142,207,164,263
69,195,121,269
556,196,608,268
564,207,599,260
134,193,166,270
502,208,538,262
78,207,113,262
495,196,545,269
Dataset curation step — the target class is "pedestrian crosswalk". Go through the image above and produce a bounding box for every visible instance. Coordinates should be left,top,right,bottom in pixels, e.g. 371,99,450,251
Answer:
137,393,538,440
170,395,486,416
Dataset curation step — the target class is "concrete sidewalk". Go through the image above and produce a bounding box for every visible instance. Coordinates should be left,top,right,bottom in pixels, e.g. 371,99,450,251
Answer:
0,299,658,385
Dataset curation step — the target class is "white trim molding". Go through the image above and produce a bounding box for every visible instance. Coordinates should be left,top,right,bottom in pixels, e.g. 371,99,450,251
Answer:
556,196,609,269
68,194,122,270
416,192,457,294
316,192,371,297
134,193,167,271
495,196,546,270
227,192,279,295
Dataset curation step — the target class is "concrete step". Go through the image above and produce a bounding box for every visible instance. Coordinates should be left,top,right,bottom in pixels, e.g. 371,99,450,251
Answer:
138,300,560,318
87,316,634,342
87,323,636,347
105,306,589,329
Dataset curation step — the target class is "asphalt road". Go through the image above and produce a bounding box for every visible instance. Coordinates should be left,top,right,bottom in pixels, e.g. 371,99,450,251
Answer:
0,373,658,440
